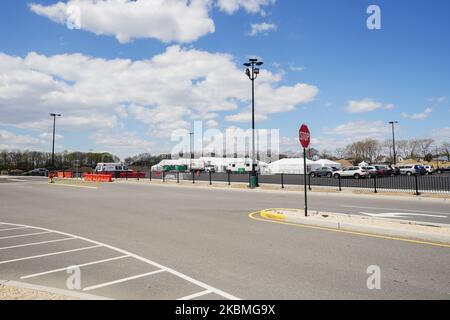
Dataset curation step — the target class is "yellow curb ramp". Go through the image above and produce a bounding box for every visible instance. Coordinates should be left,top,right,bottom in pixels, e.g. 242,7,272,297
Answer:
260,209,288,220
251,209,450,248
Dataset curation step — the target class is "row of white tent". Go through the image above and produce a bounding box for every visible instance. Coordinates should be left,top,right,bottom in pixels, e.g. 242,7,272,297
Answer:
151,157,342,175
263,158,342,175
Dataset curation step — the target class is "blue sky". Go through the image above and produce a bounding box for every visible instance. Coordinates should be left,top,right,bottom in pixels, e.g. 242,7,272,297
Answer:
0,0,449,158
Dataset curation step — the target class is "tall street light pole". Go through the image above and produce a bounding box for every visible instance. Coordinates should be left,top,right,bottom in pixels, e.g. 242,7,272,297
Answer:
50,113,61,169
389,121,398,165
189,131,194,172
244,58,263,189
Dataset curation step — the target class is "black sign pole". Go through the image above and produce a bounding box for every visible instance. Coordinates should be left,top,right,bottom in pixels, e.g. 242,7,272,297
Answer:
303,148,308,217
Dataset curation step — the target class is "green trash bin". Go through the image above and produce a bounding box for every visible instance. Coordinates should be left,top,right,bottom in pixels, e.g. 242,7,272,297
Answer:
249,175,257,189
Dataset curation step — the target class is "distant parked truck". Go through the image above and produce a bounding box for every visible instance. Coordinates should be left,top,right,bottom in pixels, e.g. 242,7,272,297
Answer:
226,161,260,173
95,162,129,174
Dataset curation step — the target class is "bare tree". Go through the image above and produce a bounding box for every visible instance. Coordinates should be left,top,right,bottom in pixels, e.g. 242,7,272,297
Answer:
396,140,409,159
417,139,434,159
441,143,450,161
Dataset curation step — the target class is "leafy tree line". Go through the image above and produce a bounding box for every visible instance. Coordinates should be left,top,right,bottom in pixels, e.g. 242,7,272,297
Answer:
0,150,119,172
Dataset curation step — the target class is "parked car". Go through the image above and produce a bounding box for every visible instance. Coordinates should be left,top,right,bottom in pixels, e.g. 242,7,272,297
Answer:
390,165,401,175
398,165,417,176
310,166,337,178
362,166,378,177
30,168,48,176
424,165,435,175
373,165,393,176
414,165,427,175
436,166,450,174
333,166,368,179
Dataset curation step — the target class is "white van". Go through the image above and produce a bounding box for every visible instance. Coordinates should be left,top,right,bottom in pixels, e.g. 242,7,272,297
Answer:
95,163,128,173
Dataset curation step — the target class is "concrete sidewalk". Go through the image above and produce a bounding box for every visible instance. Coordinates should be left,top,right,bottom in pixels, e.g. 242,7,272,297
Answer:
257,209,450,246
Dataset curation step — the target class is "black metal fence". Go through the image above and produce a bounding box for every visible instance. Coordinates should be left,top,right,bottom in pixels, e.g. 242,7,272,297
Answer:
119,171,450,195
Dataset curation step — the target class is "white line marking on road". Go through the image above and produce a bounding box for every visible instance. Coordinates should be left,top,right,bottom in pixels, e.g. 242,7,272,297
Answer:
0,223,20,227
361,212,448,219
50,183,98,190
83,270,165,291
0,222,240,300
341,205,449,215
177,290,212,300
0,227,29,232
0,237,75,250
0,231,52,240
0,245,101,265
21,255,130,279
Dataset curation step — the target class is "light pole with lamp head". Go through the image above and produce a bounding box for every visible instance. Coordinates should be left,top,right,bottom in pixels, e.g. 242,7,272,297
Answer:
244,58,263,188
389,121,398,165
189,131,194,172
50,113,61,170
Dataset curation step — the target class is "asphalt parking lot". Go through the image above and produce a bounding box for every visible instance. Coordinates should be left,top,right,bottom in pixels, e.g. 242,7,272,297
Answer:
1,178,449,299
0,222,236,300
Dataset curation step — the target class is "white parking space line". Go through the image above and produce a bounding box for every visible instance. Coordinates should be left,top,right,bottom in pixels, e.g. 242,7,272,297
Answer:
21,255,130,279
83,270,165,291
0,237,76,250
340,205,450,215
0,227,29,232
0,245,102,265
0,221,240,300
177,290,212,300
0,231,52,240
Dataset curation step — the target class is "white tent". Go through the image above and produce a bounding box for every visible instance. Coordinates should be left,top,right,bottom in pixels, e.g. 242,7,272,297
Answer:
151,157,266,173
266,158,320,175
314,159,342,169
151,159,204,171
358,161,369,167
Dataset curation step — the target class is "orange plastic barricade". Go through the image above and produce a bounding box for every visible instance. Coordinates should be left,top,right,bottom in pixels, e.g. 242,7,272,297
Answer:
83,173,112,182
57,171,73,178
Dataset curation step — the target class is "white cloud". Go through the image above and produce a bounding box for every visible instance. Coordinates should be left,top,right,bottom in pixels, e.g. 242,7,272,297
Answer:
30,0,215,43
401,107,433,120
289,65,306,72
217,0,275,15
39,132,64,141
248,22,277,36
0,129,45,150
429,96,447,103
30,0,277,43
346,99,394,113
225,113,267,123
431,127,450,143
225,83,318,123
0,46,318,150
325,121,391,139
91,131,153,158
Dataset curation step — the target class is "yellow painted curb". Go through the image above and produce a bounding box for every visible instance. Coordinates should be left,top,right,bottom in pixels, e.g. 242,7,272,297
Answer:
249,212,450,249
260,209,287,220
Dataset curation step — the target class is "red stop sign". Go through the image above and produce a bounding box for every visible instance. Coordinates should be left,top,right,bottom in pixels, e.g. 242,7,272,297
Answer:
299,124,310,149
